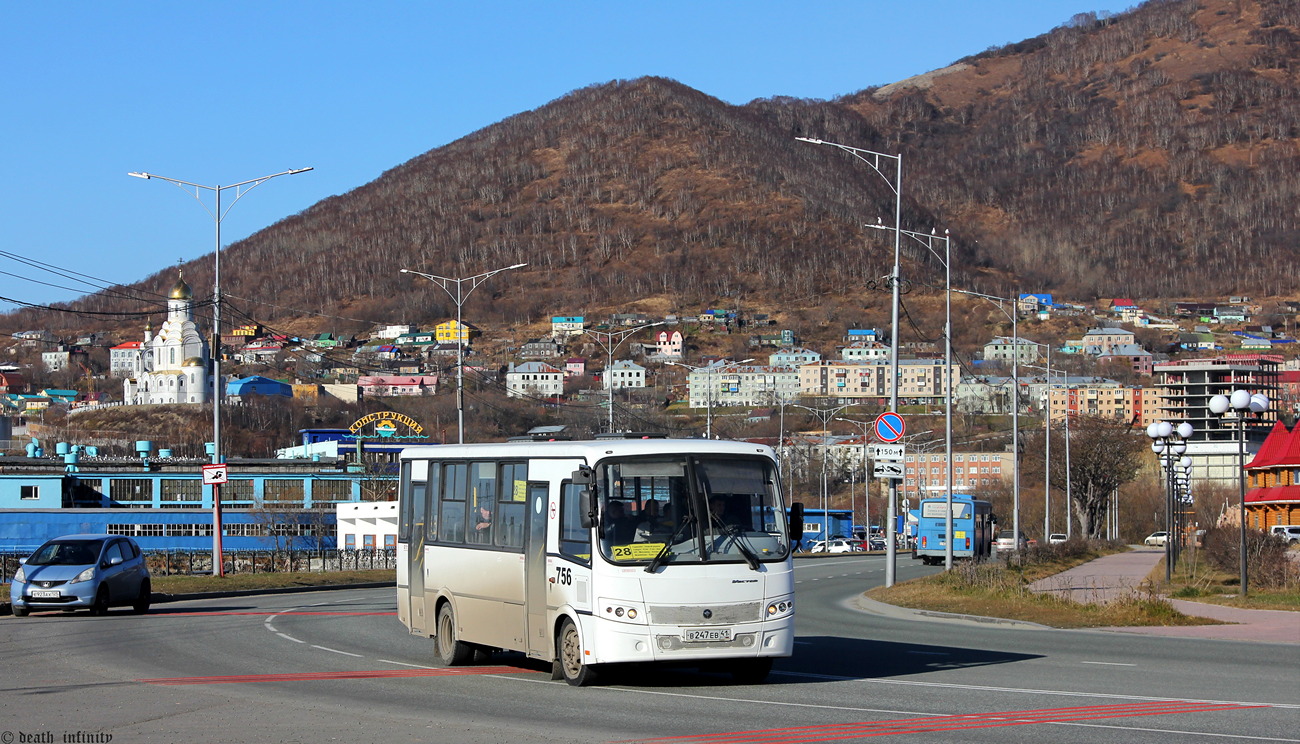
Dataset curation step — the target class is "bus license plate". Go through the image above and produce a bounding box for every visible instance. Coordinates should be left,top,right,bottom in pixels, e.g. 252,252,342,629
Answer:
30,590,60,598
684,628,732,643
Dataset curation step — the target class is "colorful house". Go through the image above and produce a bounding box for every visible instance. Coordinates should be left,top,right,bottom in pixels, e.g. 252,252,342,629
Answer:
1243,420,1300,530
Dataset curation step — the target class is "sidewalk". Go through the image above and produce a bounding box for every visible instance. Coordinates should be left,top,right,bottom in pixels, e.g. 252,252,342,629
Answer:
1028,546,1299,644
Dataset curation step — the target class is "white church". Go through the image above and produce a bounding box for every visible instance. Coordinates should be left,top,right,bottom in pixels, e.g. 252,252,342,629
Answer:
123,272,212,405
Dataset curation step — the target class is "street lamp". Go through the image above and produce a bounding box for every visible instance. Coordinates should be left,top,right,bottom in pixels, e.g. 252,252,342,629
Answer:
400,263,527,443
952,288,1024,551
668,359,753,438
583,322,663,431
837,417,875,543
797,136,904,585
792,403,852,541
1146,421,1193,582
129,166,313,576
868,223,954,568
1209,390,1270,596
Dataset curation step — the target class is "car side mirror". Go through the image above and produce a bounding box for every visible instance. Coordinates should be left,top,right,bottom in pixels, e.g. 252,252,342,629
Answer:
107,556,123,567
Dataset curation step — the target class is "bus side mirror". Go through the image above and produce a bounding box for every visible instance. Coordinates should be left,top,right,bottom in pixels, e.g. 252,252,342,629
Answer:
579,489,595,529
789,502,804,542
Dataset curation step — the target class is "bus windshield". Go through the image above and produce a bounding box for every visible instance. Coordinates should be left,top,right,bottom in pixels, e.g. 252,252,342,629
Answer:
595,455,789,567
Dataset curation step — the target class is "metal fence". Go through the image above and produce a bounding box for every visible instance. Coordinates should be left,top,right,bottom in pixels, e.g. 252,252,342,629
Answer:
0,549,396,584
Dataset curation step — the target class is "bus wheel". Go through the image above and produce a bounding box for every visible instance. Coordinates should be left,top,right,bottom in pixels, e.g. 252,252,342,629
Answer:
557,618,599,687
435,603,474,666
730,657,772,684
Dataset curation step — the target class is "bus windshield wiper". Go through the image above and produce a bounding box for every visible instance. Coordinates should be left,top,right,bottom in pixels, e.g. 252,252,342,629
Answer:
708,511,760,571
645,514,695,573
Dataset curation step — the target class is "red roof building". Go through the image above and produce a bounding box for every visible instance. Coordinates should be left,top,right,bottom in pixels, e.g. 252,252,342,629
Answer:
1243,420,1300,529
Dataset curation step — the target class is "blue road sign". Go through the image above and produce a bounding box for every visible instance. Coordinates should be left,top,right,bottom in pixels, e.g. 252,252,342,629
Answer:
874,412,906,442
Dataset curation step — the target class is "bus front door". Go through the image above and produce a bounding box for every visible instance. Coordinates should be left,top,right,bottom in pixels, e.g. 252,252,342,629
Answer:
525,481,550,660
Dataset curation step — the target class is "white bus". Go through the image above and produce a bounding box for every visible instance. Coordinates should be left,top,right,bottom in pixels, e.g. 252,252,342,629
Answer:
396,436,801,686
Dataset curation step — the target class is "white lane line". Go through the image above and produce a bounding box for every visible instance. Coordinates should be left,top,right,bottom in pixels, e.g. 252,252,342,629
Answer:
277,633,304,644
311,644,363,658
1081,661,1137,667
378,659,440,669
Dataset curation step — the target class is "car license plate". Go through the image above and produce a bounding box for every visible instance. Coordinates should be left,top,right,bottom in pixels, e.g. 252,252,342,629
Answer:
684,627,732,643
30,589,60,598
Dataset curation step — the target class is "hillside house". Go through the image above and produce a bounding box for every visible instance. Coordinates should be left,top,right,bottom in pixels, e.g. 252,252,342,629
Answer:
506,362,563,399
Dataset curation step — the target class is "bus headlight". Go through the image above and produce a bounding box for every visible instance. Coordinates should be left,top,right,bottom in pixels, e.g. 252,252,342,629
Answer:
600,599,648,625
765,599,793,618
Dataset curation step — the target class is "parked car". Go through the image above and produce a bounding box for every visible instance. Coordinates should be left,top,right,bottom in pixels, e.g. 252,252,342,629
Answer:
868,537,887,551
809,539,855,554
1048,533,1068,545
1269,525,1300,545
9,534,151,617
1144,531,1168,547
993,530,1027,552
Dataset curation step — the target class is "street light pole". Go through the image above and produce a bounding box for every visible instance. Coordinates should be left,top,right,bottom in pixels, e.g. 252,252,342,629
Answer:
793,403,851,541
400,263,527,443
868,224,954,568
129,166,313,577
583,322,663,431
1209,390,1270,596
797,136,903,584
1146,421,1193,582
952,288,1023,551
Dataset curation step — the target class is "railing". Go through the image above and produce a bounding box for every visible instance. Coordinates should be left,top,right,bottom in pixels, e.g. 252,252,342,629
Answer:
0,549,396,584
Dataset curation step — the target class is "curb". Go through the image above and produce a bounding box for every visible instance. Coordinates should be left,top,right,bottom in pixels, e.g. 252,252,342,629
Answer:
849,593,1051,629
2,582,393,617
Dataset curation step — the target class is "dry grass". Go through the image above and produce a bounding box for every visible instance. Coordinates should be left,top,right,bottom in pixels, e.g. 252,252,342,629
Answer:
868,545,1215,629
1151,549,1300,612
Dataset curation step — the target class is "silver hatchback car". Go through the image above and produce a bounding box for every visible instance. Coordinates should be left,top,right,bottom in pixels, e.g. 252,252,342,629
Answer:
10,535,151,617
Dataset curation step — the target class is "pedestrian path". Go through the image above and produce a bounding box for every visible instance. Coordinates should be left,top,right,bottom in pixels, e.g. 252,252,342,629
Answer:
1029,546,1299,644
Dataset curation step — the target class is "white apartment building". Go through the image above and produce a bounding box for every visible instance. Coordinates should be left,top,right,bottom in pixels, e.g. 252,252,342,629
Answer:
604,360,646,390
505,361,564,399
685,363,800,409
798,359,957,402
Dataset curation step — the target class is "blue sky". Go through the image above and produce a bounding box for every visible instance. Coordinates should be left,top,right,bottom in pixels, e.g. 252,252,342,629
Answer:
1,1,1105,309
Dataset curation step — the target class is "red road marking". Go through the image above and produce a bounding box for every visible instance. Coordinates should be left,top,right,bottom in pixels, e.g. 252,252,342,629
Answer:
619,700,1263,744
149,611,397,617
139,666,535,685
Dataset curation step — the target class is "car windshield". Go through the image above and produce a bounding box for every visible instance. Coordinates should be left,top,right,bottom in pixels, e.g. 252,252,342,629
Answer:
595,455,789,568
27,539,104,566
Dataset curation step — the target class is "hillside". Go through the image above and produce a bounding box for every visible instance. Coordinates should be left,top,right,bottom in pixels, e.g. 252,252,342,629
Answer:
3,0,1297,343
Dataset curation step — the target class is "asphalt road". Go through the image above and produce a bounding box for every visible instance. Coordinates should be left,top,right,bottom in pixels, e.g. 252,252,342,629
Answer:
1,554,1295,744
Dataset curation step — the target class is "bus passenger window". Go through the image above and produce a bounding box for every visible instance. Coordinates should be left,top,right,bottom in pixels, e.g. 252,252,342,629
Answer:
559,482,591,562
440,463,467,544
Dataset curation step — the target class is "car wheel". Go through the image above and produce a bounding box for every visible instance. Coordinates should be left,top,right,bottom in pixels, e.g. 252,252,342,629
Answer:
730,658,773,684
132,580,151,614
12,605,29,617
434,603,473,666
557,618,599,686
89,587,109,616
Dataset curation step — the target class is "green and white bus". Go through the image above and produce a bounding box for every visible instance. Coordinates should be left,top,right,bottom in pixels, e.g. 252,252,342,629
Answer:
396,436,800,685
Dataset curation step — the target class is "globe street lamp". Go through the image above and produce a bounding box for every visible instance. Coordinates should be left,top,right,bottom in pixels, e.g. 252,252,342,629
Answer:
796,136,905,585
400,263,527,443
1146,421,1193,582
583,322,663,431
129,166,313,576
1209,390,1270,596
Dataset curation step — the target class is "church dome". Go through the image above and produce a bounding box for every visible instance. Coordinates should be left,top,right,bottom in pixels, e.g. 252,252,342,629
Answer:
182,356,205,367
169,272,193,300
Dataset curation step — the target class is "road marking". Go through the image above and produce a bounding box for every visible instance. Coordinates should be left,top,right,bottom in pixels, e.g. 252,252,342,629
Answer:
311,645,363,658
377,659,440,669
277,633,304,643
137,666,535,685
615,701,1265,743
1081,661,1137,667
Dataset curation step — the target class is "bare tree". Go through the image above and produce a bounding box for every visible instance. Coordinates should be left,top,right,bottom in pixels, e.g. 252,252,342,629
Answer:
1053,415,1147,538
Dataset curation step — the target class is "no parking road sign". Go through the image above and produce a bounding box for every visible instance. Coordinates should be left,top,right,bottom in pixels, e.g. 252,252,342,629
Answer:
873,411,906,443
